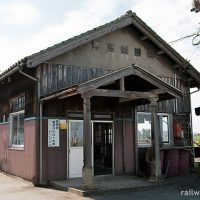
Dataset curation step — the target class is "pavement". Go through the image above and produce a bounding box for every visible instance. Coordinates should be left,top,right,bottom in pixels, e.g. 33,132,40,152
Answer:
91,173,200,200
0,172,90,200
1,172,200,200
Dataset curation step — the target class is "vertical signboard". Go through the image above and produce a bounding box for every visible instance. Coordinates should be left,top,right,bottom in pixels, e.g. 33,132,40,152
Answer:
48,119,59,147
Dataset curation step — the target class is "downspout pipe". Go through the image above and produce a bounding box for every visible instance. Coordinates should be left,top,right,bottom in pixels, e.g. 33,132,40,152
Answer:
18,66,44,185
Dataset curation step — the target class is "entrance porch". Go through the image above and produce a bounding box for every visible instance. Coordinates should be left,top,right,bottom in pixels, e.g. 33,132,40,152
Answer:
50,175,154,196
41,64,183,188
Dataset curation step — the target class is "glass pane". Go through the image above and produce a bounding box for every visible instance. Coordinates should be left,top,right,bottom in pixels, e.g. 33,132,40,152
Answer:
18,113,24,145
159,115,169,143
137,113,151,146
12,115,18,145
70,121,83,147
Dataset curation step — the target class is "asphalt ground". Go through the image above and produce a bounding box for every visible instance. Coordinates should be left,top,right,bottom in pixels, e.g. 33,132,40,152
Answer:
1,172,200,200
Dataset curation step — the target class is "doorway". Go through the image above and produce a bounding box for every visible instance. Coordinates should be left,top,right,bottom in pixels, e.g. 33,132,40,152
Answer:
93,122,113,175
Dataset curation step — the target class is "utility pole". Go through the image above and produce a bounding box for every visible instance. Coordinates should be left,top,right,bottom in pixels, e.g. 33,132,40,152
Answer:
190,1,200,45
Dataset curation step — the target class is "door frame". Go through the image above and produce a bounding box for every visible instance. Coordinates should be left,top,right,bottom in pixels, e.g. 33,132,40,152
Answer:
91,120,114,176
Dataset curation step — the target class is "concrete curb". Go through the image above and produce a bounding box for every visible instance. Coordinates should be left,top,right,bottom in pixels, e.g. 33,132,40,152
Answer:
65,183,166,197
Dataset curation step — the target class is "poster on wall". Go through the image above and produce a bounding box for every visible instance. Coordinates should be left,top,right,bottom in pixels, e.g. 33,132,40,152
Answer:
48,119,59,147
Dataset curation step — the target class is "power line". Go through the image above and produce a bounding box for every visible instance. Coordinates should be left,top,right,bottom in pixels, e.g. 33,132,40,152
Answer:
169,32,199,44
192,33,200,45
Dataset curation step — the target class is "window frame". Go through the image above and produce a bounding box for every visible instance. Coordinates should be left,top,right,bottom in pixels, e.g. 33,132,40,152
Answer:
107,43,115,53
137,112,173,148
134,48,141,57
158,113,173,146
92,40,100,51
9,110,25,149
121,45,128,55
137,112,152,148
10,93,25,113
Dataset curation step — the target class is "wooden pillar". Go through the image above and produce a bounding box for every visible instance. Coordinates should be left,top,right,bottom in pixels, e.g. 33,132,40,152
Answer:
149,98,161,180
81,95,95,189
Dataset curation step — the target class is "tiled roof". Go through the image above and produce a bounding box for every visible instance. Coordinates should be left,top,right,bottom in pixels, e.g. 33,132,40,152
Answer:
0,10,200,86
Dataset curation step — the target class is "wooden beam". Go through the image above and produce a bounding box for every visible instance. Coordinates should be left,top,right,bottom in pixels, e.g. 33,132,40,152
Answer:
148,88,164,95
133,66,183,98
78,64,182,99
40,87,78,101
119,89,163,103
83,89,157,99
156,50,165,55
140,35,148,40
149,102,161,179
78,66,135,93
81,95,95,189
173,64,180,69
120,78,125,91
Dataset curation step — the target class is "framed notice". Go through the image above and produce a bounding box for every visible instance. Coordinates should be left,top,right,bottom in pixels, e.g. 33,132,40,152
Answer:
48,119,59,147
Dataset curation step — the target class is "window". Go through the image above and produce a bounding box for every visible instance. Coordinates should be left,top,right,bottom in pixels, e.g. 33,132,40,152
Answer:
137,112,151,147
10,111,25,147
107,43,114,53
147,49,154,57
10,95,25,112
9,94,25,148
69,121,83,147
121,45,128,55
134,48,141,56
137,112,172,147
158,114,170,144
92,40,100,50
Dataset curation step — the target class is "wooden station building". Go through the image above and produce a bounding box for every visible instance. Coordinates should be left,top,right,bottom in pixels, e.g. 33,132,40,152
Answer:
0,11,200,187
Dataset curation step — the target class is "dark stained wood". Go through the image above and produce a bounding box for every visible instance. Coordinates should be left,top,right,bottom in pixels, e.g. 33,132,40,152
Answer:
78,65,183,99
140,35,148,40
82,96,92,168
78,66,134,94
156,50,165,55
114,120,124,175
120,78,125,91
42,120,67,181
40,63,111,96
84,89,157,99
0,69,37,122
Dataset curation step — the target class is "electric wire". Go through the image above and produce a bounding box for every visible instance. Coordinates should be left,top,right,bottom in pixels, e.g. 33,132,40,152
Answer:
169,32,200,45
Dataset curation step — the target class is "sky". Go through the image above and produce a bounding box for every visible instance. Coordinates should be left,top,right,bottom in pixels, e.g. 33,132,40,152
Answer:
0,0,200,132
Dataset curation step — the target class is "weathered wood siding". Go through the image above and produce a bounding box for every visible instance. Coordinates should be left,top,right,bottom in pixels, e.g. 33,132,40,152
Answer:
114,103,136,175
0,70,36,122
40,63,111,96
137,77,190,114
41,120,67,181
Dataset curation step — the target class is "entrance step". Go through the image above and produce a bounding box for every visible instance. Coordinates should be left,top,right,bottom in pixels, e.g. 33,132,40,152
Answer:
50,176,157,197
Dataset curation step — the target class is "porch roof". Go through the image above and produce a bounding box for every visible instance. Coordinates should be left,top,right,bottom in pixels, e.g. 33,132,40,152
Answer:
40,64,183,102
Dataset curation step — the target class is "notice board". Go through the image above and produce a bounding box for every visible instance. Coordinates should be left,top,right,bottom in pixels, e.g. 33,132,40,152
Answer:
48,119,59,147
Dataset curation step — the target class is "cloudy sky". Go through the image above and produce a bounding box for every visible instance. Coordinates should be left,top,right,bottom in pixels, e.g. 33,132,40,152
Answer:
0,0,200,132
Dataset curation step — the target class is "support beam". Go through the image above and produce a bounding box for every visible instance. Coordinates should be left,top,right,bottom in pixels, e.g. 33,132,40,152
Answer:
173,64,180,69
120,78,125,91
81,95,95,190
140,35,148,40
83,89,157,99
156,50,165,55
133,68,183,98
149,98,162,181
